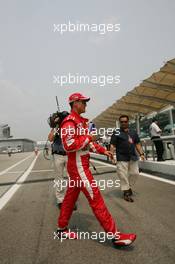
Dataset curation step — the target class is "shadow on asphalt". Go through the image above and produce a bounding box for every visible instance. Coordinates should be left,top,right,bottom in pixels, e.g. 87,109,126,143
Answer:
70,212,136,251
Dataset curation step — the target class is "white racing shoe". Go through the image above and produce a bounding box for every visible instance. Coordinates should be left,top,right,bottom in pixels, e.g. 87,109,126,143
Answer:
112,232,136,247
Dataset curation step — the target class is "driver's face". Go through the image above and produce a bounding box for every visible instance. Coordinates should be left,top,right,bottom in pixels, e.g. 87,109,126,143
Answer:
74,100,87,113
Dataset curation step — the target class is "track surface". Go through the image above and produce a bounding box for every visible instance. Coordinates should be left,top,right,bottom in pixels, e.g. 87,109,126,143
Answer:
0,152,175,264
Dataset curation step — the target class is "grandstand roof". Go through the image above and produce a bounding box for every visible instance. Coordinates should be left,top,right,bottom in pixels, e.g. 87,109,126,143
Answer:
93,59,175,128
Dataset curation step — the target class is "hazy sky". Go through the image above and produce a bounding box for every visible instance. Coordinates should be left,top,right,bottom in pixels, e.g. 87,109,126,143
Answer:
0,0,175,141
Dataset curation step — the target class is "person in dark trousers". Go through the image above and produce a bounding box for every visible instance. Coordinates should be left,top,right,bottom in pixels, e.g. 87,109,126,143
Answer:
110,115,145,202
149,117,164,161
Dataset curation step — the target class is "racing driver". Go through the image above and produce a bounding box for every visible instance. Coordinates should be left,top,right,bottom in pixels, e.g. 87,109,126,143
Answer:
56,92,136,247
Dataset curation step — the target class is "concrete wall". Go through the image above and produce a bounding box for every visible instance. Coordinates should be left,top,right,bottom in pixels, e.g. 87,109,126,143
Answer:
90,153,175,177
138,160,175,176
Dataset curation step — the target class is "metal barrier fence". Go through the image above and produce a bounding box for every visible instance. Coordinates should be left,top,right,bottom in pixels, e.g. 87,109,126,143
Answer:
141,136,175,161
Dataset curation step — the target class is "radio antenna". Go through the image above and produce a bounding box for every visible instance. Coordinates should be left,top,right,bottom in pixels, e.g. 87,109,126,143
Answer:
55,96,60,112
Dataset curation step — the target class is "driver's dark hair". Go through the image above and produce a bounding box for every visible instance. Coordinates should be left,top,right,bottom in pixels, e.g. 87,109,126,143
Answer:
69,102,74,109
119,115,129,121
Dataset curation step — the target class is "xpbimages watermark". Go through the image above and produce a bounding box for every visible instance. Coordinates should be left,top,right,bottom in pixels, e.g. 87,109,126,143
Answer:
57,126,120,138
53,73,120,87
53,178,120,191
54,229,120,243
53,21,120,35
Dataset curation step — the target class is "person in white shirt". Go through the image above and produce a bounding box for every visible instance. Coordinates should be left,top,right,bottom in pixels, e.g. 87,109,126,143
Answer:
149,117,164,161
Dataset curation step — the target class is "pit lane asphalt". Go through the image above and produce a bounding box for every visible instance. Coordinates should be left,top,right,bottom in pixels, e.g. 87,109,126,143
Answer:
0,152,175,264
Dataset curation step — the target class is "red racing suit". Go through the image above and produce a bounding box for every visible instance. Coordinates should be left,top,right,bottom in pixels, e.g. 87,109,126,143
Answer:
58,110,117,235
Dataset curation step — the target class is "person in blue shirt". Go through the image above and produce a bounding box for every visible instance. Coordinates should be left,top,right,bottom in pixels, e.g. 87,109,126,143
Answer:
110,115,145,202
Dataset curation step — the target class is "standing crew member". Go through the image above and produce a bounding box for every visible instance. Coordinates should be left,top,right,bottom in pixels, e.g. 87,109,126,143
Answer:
7,146,12,157
48,125,68,209
56,93,136,247
110,115,145,202
34,146,38,156
48,112,78,210
149,117,164,161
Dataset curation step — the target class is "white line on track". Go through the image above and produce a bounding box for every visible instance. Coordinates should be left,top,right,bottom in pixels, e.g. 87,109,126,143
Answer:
6,169,54,174
90,165,110,169
5,171,24,174
140,172,175,185
0,154,38,210
92,159,175,186
31,169,54,173
0,154,33,176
